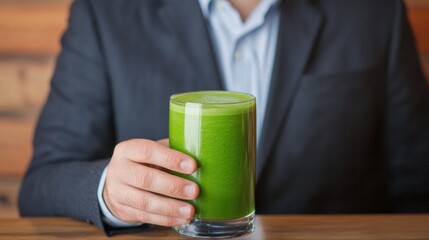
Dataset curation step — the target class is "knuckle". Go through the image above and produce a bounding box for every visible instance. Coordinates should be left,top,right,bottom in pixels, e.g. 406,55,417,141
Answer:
124,190,151,212
167,179,184,197
138,170,154,190
138,141,153,160
106,164,118,179
135,193,149,210
136,212,150,223
164,151,178,168
164,216,178,226
161,201,180,217
112,141,132,162
114,141,126,155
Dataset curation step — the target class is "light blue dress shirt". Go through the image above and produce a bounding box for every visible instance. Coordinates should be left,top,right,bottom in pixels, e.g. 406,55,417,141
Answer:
200,0,280,146
98,0,281,227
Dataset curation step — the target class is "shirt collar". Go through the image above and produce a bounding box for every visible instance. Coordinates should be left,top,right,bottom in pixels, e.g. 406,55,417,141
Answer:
198,0,280,19
198,0,212,18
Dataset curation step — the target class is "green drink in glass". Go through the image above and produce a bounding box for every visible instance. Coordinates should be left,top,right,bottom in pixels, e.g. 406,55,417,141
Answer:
169,91,256,238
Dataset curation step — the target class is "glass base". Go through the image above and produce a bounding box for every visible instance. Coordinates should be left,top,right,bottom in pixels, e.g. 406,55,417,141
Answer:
172,213,255,238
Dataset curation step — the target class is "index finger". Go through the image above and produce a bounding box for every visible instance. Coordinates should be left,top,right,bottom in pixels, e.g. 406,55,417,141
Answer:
116,139,197,174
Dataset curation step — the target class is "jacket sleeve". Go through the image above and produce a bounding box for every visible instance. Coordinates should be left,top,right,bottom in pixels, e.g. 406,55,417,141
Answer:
386,0,429,212
18,0,151,235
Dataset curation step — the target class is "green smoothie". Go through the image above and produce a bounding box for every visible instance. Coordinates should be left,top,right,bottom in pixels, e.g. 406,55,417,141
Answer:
169,91,256,220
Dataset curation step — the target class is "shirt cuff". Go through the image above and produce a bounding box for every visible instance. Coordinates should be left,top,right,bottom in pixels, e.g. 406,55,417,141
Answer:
97,166,144,228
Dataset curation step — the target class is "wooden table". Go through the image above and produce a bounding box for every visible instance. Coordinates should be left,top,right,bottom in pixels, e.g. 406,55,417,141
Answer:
0,215,428,239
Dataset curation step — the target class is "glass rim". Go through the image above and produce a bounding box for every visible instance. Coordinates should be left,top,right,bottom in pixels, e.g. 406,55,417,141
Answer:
170,91,255,106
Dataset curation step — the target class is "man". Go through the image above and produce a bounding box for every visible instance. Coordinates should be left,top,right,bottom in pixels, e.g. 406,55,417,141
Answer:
19,0,429,236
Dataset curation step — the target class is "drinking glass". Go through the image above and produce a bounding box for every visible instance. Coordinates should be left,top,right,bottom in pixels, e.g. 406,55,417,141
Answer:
169,91,256,238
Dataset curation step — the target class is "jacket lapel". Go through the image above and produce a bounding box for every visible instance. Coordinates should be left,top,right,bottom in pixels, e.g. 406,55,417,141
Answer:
157,0,224,90
257,0,323,182
157,0,323,182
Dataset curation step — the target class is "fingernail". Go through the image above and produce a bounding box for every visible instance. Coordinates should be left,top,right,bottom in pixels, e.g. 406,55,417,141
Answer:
183,184,196,198
180,159,194,172
179,206,192,218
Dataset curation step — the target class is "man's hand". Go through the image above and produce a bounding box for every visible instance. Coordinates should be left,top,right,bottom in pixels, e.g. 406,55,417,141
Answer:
103,139,199,226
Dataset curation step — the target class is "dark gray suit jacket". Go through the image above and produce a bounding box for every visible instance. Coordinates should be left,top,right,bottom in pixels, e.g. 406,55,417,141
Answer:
19,0,429,236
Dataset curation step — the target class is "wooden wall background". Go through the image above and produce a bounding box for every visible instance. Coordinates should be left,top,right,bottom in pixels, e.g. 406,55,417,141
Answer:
0,0,428,218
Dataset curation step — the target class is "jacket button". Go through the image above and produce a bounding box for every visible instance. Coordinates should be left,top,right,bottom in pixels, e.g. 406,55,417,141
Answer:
86,219,92,224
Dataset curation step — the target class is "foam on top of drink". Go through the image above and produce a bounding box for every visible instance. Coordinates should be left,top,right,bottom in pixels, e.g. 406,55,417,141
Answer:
170,91,255,116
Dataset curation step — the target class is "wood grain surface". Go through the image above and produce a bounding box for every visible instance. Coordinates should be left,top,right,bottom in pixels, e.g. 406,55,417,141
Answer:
0,215,428,239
